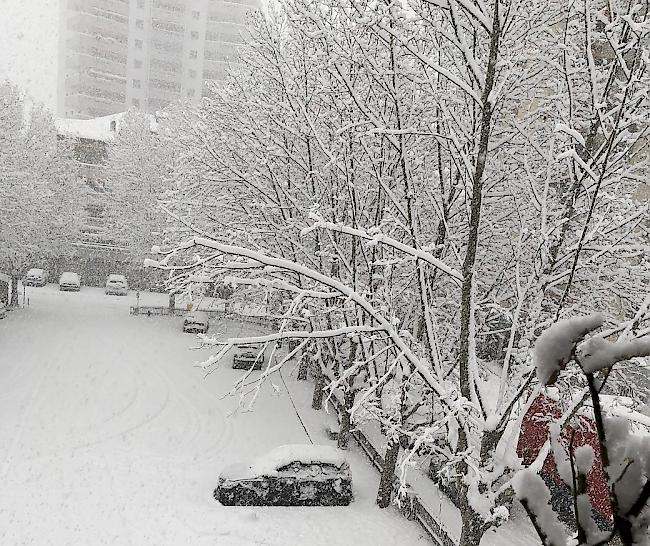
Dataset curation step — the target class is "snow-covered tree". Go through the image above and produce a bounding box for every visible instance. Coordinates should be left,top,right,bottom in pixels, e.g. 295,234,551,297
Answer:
148,1,650,543
104,110,173,263
0,81,82,304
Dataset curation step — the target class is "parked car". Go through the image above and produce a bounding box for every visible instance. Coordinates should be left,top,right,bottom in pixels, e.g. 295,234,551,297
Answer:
182,311,209,334
105,274,128,296
59,272,81,292
23,268,48,287
0,301,6,319
214,444,353,506
232,344,265,370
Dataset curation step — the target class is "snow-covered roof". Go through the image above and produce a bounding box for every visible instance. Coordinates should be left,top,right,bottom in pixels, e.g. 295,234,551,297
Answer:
220,444,349,480
56,112,159,143
55,112,126,142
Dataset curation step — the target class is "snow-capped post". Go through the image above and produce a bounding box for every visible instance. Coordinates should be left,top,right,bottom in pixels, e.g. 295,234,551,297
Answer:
519,314,650,545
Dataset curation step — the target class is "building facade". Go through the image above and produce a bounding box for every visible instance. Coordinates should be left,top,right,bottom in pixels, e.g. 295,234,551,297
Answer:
57,0,259,119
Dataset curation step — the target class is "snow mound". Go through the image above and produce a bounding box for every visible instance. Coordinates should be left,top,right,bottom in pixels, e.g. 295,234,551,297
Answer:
533,314,604,385
221,444,349,480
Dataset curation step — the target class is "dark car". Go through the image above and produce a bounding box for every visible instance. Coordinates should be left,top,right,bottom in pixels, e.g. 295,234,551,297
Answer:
183,311,209,333
23,268,48,287
214,444,353,507
232,344,265,370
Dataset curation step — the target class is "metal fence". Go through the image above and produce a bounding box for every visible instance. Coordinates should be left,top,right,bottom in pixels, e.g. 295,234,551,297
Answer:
129,306,277,329
327,393,456,546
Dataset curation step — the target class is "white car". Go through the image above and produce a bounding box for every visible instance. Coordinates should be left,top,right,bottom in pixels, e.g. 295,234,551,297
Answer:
105,274,128,296
23,268,48,287
59,272,81,292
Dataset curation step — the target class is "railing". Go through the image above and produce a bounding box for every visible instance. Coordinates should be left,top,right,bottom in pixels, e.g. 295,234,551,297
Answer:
327,393,456,546
129,306,278,329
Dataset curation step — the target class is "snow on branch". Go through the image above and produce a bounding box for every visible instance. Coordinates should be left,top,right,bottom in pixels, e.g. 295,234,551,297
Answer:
222,275,339,299
302,213,463,283
534,313,650,384
512,470,568,546
164,236,452,401
206,325,381,347
533,314,604,385
579,336,650,374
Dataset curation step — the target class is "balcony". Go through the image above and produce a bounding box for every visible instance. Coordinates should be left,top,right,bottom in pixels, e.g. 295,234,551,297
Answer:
67,0,129,16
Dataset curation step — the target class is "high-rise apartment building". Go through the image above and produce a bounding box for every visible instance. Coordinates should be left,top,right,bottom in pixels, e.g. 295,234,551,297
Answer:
57,0,259,119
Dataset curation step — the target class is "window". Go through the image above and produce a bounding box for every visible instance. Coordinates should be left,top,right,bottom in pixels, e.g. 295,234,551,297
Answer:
110,120,117,131
132,98,140,107
189,49,197,59
134,59,143,68
191,31,199,40
132,79,141,88
135,39,143,49
136,19,144,29
188,69,196,78
187,88,195,98
192,10,200,19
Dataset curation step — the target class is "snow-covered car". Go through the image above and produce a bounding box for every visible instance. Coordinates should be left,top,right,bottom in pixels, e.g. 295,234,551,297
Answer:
214,444,353,506
105,274,128,296
59,272,81,292
23,268,48,287
0,301,6,319
183,311,209,334
232,344,265,370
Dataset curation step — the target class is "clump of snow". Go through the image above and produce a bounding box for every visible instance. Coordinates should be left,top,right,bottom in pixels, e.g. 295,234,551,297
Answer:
579,336,650,374
143,258,159,268
574,445,594,475
221,444,349,480
150,245,161,254
533,314,604,385
605,417,650,515
512,470,567,546
555,122,586,147
576,494,608,544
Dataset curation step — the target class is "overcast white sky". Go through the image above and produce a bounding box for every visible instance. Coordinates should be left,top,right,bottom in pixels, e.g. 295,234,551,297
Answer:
0,0,59,112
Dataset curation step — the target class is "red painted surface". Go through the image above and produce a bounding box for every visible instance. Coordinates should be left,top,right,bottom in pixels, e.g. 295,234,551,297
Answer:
516,393,612,521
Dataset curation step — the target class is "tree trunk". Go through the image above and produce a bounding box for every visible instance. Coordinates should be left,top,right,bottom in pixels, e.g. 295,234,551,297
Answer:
459,510,486,546
337,388,356,450
376,437,400,508
297,352,309,381
10,274,19,307
311,366,326,410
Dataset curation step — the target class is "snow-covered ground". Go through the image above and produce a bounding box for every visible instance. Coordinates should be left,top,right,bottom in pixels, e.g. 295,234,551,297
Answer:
0,285,427,545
